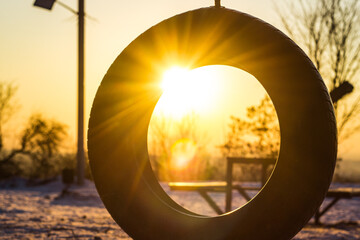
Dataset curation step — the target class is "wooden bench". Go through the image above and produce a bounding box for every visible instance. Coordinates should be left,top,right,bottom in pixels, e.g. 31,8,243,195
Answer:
169,157,275,214
225,157,275,211
168,181,260,214
168,157,360,224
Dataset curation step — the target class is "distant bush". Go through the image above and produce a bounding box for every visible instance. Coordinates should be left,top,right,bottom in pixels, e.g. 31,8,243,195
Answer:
0,115,69,180
0,81,92,182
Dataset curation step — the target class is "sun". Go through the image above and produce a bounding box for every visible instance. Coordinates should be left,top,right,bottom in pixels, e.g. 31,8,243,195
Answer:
161,67,190,93
155,66,218,118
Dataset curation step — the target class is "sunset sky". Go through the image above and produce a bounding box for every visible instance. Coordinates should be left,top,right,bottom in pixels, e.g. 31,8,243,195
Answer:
1,0,359,161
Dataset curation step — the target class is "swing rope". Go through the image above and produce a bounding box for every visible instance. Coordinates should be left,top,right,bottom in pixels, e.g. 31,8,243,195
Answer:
215,0,221,8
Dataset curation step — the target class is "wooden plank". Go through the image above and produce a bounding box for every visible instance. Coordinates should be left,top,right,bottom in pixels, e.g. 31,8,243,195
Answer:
169,181,227,188
168,181,227,192
327,188,360,198
168,182,260,192
227,157,276,165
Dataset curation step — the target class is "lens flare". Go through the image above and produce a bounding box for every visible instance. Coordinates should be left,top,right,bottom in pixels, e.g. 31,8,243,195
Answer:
170,138,198,170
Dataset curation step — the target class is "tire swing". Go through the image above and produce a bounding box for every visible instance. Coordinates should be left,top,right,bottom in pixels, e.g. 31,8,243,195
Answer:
88,4,337,240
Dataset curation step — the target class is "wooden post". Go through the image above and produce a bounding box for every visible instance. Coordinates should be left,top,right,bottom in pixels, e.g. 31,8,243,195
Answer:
225,157,233,212
261,163,269,186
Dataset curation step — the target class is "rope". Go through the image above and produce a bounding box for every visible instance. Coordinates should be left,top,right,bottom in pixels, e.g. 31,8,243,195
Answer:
215,0,221,8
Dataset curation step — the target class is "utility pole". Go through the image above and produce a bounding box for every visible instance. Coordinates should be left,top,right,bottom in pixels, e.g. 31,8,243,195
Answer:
34,0,86,185
77,0,85,185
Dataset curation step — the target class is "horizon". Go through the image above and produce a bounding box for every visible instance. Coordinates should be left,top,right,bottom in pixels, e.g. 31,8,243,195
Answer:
1,0,360,161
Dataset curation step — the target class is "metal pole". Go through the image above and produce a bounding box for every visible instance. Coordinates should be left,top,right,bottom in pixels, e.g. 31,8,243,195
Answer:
77,0,85,185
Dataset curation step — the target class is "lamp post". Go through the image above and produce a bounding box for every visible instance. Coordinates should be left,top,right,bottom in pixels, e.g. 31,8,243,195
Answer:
34,0,85,185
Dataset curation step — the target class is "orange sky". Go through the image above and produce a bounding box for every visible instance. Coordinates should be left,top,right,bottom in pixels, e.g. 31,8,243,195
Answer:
1,0,359,160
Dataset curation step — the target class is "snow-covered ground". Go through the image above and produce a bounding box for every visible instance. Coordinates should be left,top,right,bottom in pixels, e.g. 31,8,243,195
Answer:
0,178,359,239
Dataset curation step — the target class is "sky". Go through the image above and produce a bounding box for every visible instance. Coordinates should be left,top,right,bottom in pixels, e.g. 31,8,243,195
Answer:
1,0,359,161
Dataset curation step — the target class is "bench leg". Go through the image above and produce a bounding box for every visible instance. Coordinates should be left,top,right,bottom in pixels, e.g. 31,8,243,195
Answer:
225,158,233,212
314,210,321,225
314,197,341,225
234,186,252,202
198,190,223,215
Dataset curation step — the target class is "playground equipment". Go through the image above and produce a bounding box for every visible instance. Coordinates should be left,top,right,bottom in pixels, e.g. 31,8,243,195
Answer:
88,4,337,240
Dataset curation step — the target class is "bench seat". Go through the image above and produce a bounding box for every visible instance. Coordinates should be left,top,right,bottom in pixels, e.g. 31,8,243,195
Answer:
327,188,360,198
168,181,260,192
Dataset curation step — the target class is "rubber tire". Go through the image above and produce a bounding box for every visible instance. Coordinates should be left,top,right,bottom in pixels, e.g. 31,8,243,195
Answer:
88,7,337,240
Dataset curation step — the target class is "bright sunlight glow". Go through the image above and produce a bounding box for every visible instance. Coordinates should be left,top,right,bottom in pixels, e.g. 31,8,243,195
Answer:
170,138,198,170
161,67,190,93
155,66,218,118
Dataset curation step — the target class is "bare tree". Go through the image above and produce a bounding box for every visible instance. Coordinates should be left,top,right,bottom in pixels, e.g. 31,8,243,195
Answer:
221,95,280,158
20,114,67,178
0,81,18,151
148,113,172,179
275,0,360,142
220,95,280,181
0,81,68,179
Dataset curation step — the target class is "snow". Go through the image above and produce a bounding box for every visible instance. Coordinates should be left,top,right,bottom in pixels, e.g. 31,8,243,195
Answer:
0,178,359,239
